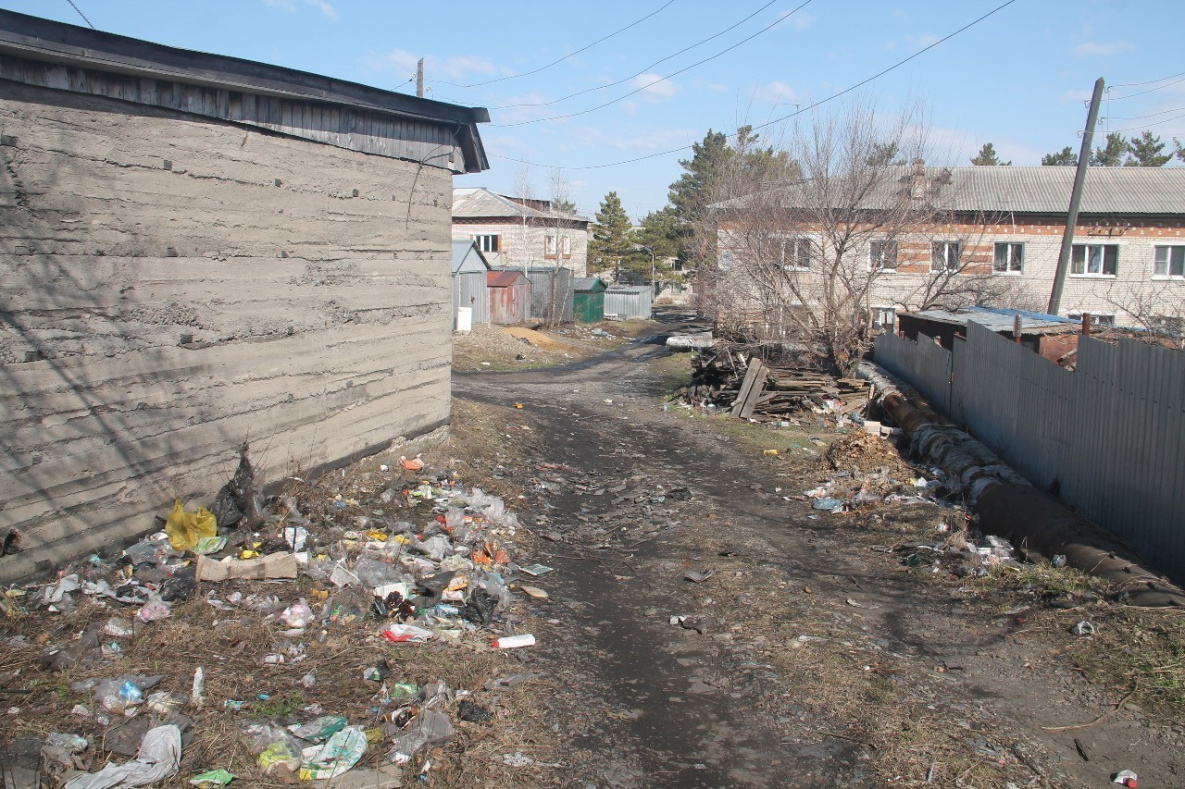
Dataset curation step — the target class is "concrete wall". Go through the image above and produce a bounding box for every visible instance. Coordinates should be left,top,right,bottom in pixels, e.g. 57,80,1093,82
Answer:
0,81,454,581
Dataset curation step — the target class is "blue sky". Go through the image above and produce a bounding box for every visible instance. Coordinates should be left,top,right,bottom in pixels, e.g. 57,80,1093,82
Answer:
3,1,1182,220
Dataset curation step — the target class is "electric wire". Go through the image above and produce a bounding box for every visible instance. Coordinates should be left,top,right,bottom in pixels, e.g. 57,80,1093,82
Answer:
1107,75,1185,102
491,0,1017,171
492,0,814,128
492,0,782,110
65,0,95,28
1103,105,1185,122
438,0,677,89
1108,70,1185,89
1102,112,1185,135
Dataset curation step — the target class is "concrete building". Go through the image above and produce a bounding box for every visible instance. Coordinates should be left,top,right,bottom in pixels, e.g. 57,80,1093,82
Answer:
712,164,1185,335
452,187,590,277
0,10,488,581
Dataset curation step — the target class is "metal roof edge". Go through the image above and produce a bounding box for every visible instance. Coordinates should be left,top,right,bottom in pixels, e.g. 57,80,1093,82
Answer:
0,9,490,170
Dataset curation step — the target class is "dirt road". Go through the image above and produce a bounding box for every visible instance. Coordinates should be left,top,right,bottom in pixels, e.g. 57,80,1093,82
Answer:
452,329,1182,787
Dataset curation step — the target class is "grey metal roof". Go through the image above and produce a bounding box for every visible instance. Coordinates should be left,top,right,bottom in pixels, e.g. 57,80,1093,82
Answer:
902,307,1079,335
721,165,1185,216
451,240,490,274
572,277,606,291
453,188,590,222
0,9,489,173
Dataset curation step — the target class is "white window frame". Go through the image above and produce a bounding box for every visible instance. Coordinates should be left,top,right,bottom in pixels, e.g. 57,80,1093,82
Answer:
1068,312,1116,329
474,234,500,253
931,241,962,272
870,240,898,272
993,242,1024,275
779,236,812,271
1153,245,1185,279
871,306,897,332
1070,243,1118,277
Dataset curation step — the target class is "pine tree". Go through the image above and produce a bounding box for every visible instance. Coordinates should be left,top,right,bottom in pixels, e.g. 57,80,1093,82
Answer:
970,142,1010,166
1126,130,1172,166
588,192,634,278
867,141,906,166
1041,147,1078,166
1091,132,1128,166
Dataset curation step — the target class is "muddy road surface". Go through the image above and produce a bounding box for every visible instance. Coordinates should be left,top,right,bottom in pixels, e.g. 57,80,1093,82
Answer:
452,333,1182,788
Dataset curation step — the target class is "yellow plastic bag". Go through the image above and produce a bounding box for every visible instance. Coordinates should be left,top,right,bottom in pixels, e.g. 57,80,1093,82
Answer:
165,499,217,551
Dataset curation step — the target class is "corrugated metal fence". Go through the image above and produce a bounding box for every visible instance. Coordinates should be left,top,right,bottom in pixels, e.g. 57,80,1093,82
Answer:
875,323,1185,581
604,286,654,320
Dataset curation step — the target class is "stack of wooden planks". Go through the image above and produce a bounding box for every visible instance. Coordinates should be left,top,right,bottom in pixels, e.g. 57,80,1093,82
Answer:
677,347,869,420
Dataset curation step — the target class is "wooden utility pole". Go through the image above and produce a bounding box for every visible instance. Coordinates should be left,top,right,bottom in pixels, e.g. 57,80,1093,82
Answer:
1048,78,1104,316
416,59,424,98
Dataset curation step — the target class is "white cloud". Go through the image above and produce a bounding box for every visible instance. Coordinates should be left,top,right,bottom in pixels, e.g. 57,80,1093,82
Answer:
904,33,941,49
1073,41,1134,56
368,48,498,81
755,81,799,105
262,0,337,18
775,9,814,30
1060,89,1093,104
631,73,679,103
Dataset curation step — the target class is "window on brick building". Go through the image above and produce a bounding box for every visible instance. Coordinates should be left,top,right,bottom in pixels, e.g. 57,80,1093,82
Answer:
993,242,1024,274
1070,243,1117,276
870,240,898,271
474,234,500,253
1154,246,1185,278
931,241,961,272
780,236,812,270
544,234,557,257
562,235,572,257
1068,312,1116,329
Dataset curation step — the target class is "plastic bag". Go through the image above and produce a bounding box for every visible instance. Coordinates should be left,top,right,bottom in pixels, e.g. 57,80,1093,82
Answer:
165,500,217,552
299,726,367,781
246,724,301,778
387,710,454,765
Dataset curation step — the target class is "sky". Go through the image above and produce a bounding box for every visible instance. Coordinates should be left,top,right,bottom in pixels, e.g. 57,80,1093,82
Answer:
3,0,1183,221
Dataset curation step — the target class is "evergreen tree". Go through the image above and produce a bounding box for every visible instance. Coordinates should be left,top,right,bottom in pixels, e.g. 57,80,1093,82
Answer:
970,142,1010,166
1176,138,1185,163
1126,130,1172,166
1041,146,1078,166
588,191,634,278
1091,132,1128,166
867,141,906,166
551,197,577,215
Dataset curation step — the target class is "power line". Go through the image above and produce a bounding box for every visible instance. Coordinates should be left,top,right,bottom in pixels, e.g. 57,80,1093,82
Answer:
65,0,95,28
1108,70,1185,89
439,0,677,89
1107,75,1185,102
1103,106,1185,122
493,0,782,111
1103,112,1185,135
492,0,814,128
492,0,1017,171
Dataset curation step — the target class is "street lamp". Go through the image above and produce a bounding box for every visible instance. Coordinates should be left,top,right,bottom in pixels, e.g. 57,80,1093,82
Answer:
640,245,656,293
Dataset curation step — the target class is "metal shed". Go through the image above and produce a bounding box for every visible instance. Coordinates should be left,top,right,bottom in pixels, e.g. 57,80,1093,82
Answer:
518,267,575,323
452,240,491,329
572,277,607,323
487,269,531,324
604,286,653,320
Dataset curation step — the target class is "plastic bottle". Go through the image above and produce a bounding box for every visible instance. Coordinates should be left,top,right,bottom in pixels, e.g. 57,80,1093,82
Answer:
492,634,535,649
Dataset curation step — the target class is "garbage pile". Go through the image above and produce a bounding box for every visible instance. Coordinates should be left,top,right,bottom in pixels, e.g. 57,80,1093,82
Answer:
0,444,544,786
800,436,1031,579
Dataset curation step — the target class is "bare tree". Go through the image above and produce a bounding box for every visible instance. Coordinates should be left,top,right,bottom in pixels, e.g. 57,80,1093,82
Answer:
1104,280,1185,349
709,101,936,375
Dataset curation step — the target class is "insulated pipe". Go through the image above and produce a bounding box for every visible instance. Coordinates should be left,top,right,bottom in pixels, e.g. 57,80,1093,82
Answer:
858,361,1184,607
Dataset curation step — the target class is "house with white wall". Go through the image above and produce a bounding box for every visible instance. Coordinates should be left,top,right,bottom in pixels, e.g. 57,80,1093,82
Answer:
711,163,1185,336
452,187,589,277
